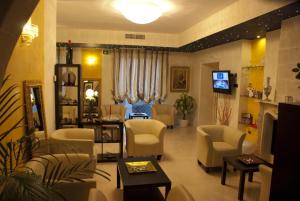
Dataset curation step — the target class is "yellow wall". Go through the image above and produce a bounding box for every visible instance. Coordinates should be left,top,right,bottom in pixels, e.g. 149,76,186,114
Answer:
81,48,102,79
1,0,44,142
245,38,265,142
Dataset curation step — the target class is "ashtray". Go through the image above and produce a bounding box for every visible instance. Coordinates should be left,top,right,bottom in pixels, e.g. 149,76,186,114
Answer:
125,161,157,174
238,155,264,166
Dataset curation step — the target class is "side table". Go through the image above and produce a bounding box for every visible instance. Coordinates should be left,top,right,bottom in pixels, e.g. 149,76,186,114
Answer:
221,155,271,201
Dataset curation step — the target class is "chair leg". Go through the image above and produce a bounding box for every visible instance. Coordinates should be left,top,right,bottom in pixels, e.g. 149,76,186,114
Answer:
157,155,162,160
197,160,210,173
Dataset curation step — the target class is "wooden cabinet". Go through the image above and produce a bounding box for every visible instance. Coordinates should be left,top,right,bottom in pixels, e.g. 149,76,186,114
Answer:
55,64,82,128
270,103,300,200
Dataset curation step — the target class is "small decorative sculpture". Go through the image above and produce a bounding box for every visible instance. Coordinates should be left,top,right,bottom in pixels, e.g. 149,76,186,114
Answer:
247,83,255,98
66,40,73,64
264,77,272,101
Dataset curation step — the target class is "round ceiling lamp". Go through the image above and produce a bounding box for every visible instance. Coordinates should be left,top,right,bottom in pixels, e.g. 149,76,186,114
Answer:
114,0,166,24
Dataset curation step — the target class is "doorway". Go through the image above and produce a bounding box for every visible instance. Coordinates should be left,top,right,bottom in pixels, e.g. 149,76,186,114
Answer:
199,62,219,125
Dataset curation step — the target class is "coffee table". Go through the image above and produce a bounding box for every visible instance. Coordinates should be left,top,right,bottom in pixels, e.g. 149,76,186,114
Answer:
117,157,171,201
221,155,271,201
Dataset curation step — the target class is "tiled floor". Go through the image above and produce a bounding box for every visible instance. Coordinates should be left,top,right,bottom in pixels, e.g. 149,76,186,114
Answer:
95,127,261,201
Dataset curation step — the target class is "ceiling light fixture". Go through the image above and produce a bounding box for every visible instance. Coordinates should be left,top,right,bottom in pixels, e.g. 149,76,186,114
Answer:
114,0,170,24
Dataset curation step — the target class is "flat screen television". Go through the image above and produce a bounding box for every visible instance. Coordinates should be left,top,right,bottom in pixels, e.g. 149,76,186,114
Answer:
212,70,231,94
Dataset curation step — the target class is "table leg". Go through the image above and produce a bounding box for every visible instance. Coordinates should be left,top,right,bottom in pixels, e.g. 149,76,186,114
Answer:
119,124,123,159
165,183,171,198
221,160,227,185
238,171,246,201
117,166,120,189
248,172,253,182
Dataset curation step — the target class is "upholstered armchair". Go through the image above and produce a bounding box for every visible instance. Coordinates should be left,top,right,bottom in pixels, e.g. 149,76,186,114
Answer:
101,104,126,122
26,154,97,201
49,128,95,158
259,165,272,201
152,104,175,128
124,119,166,159
167,185,195,201
196,125,246,172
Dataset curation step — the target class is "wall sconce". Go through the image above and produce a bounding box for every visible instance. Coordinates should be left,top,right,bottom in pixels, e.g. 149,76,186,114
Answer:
86,56,97,65
21,18,39,46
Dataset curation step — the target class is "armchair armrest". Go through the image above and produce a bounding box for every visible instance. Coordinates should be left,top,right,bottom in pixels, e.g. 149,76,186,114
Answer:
196,127,213,165
151,120,167,141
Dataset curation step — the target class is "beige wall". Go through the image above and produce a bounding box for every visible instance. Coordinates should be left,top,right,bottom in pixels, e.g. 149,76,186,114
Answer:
276,15,300,102
192,40,245,128
57,27,179,47
264,30,280,101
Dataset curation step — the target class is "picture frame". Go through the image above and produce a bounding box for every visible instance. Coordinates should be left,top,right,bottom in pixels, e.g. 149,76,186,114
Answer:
84,81,93,92
170,66,190,92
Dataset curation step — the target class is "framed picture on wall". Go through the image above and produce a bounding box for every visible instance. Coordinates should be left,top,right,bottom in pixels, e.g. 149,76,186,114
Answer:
84,81,93,92
170,66,190,92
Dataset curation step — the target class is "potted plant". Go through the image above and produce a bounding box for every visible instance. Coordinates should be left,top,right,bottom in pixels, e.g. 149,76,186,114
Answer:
174,93,195,127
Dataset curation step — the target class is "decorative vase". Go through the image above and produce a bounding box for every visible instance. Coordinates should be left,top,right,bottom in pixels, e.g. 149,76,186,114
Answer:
263,77,272,101
179,119,189,127
62,71,76,86
66,40,73,64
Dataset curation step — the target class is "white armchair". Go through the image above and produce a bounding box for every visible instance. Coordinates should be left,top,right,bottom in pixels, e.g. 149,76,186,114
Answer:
259,165,272,201
124,119,166,159
26,154,97,201
49,128,95,158
167,185,195,201
101,104,126,122
196,125,246,172
152,104,175,128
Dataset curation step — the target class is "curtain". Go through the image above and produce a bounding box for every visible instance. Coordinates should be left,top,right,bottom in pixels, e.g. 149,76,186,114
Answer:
113,49,168,103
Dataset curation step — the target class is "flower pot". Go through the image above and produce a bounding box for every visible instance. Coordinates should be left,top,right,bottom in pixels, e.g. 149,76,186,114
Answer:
179,119,189,127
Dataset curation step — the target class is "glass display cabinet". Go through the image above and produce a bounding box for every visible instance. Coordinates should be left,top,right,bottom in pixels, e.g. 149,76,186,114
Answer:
55,64,81,128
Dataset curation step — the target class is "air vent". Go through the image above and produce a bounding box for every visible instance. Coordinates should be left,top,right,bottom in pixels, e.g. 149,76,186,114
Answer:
125,34,146,40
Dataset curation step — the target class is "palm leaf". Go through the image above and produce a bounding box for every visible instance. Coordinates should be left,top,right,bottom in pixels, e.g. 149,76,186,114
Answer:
0,84,18,105
0,117,23,141
0,93,20,118
0,74,10,88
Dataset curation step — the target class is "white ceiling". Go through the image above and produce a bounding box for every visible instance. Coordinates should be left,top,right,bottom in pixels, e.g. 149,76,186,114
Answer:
57,0,237,33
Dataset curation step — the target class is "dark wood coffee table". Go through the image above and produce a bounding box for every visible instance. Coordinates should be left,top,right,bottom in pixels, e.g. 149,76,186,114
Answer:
117,157,171,201
221,155,272,201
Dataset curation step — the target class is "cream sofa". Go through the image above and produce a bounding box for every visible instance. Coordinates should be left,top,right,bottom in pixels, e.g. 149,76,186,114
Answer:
167,185,195,201
49,128,95,158
152,104,175,128
26,154,97,201
124,119,166,159
101,104,126,122
259,165,272,201
196,125,246,172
